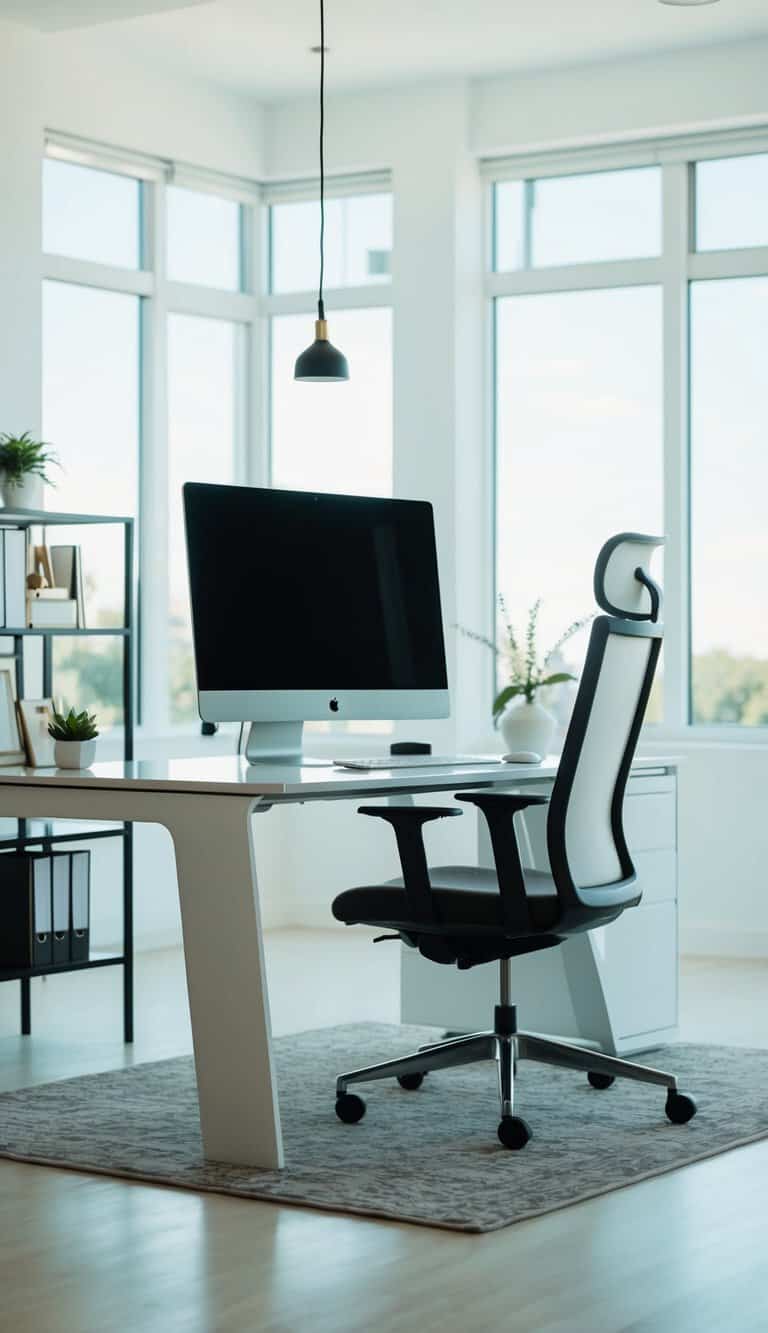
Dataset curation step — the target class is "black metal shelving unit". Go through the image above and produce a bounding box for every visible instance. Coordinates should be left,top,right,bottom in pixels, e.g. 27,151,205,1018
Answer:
0,507,134,1042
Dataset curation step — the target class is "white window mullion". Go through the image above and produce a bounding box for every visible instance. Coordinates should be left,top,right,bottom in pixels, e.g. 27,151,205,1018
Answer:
263,284,392,317
139,178,170,733
42,253,153,297
487,257,662,299
165,281,256,323
247,200,270,487
660,161,692,729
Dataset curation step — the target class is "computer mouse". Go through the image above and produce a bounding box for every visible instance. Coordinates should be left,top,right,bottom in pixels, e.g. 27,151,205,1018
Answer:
502,751,543,764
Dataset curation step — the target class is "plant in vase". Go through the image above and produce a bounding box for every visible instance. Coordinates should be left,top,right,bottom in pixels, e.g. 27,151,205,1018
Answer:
48,707,99,770
458,598,592,757
0,431,59,510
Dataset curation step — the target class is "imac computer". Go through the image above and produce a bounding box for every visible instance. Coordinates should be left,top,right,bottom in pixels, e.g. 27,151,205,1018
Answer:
183,483,449,763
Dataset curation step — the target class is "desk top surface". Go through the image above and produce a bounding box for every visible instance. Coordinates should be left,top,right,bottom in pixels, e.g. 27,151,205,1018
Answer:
0,753,676,800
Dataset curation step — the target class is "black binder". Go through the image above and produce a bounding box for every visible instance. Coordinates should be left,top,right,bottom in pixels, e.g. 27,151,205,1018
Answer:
52,853,70,964
0,853,53,968
70,850,90,963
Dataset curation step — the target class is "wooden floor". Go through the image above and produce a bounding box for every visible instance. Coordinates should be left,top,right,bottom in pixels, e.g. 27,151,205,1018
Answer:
0,936,767,1333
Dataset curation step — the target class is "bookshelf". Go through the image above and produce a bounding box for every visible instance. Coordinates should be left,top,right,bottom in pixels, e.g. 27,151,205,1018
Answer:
0,507,135,1042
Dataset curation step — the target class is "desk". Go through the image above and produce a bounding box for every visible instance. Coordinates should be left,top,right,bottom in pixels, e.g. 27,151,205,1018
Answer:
0,754,675,1170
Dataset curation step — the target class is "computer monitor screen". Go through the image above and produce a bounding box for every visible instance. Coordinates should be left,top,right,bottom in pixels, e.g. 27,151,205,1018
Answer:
184,484,449,732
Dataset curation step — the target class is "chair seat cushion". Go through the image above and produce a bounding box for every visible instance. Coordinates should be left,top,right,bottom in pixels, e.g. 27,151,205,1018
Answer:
332,864,559,936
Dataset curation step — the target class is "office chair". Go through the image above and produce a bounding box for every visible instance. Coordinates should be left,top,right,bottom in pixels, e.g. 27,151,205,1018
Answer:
331,533,697,1149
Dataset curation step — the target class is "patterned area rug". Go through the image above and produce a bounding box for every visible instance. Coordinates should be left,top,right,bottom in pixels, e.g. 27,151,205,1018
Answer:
0,1024,766,1233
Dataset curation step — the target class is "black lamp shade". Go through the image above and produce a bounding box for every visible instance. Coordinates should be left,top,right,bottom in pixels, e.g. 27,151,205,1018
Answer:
294,321,349,382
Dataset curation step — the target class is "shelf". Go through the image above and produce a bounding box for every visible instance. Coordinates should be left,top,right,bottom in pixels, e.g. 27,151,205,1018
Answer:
1,627,129,637
0,952,125,983
0,509,132,528
0,818,126,849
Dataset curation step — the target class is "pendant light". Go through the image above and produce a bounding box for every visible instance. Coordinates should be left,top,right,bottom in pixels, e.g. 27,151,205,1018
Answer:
294,0,350,382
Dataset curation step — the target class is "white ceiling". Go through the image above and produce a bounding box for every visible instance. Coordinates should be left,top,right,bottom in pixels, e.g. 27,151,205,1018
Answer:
8,0,768,100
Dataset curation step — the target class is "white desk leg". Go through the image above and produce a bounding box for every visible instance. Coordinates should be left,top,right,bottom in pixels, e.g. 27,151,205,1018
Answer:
165,793,283,1169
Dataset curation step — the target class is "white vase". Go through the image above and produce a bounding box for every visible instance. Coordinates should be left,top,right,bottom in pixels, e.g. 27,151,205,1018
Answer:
54,739,97,770
499,698,556,757
1,475,44,510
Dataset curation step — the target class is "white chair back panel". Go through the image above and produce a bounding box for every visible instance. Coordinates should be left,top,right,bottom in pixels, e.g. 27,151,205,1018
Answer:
561,632,653,890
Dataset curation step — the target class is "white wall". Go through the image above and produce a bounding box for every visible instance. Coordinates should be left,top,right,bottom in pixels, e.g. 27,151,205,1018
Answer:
0,24,42,438
42,29,264,176
2,24,768,956
471,38,768,156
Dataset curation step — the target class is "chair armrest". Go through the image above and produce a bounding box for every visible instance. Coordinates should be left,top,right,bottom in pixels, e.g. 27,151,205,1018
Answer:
455,792,548,815
357,805,463,924
358,805,464,824
456,791,549,932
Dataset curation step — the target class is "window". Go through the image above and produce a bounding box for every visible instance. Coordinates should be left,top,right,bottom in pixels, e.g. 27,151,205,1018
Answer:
270,192,392,294
43,158,141,269
166,186,242,290
494,168,661,271
696,154,768,252
490,142,768,731
167,314,239,722
690,278,768,724
42,280,140,724
271,308,393,498
496,287,662,718
43,151,254,733
267,187,394,735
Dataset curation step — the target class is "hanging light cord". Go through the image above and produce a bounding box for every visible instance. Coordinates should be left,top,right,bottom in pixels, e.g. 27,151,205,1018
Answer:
318,0,326,322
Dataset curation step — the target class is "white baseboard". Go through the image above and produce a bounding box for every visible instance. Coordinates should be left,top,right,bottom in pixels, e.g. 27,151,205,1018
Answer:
680,925,768,959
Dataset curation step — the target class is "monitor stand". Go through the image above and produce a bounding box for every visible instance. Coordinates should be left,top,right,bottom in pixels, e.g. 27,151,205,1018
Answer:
243,721,331,766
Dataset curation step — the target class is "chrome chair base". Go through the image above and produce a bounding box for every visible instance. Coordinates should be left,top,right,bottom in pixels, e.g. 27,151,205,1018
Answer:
334,960,695,1145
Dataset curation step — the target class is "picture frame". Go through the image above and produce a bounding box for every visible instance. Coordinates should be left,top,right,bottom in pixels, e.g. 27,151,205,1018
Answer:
0,666,26,766
17,697,57,768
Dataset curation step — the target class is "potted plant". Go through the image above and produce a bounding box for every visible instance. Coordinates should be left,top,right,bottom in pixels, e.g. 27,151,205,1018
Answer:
459,598,591,756
48,707,99,770
0,431,59,510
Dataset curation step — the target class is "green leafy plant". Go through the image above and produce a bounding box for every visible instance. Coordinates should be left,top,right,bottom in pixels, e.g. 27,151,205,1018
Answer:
47,708,99,742
457,597,592,725
0,431,59,485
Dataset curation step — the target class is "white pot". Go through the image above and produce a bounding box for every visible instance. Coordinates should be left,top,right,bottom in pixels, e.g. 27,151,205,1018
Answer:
1,475,44,511
54,738,97,770
499,698,556,757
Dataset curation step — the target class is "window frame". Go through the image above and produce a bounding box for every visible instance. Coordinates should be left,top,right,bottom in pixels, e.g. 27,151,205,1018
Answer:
263,175,394,486
42,143,393,738
485,129,768,739
43,138,263,736
264,177,395,743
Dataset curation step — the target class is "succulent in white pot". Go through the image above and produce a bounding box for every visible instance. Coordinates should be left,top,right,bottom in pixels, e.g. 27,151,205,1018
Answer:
0,431,59,510
458,597,592,758
48,707,99,770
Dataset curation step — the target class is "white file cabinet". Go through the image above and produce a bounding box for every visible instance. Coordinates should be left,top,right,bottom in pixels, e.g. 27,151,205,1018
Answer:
400,765,678,1056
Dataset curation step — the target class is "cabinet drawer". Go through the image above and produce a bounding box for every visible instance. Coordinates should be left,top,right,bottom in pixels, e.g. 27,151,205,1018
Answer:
595,900,677,1039
634,849,676,904
624,793,676,852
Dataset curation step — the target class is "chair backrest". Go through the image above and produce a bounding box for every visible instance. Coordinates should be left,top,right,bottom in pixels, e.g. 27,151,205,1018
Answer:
546,533,664,915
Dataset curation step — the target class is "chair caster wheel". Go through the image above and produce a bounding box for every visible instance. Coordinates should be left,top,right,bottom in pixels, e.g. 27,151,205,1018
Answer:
665,1090,697,1124
588,1072,615,1090
335,1092,366,1124
497,1115,532,1150
397,1072,425,1090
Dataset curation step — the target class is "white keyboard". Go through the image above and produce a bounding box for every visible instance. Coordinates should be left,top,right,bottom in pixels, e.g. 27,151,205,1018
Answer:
333,754,498,771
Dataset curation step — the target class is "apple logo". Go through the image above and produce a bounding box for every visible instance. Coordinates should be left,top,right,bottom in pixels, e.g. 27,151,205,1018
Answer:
329,698,340,713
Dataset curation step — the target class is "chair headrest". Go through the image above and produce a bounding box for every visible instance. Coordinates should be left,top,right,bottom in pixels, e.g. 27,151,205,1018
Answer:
593,532,665,623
